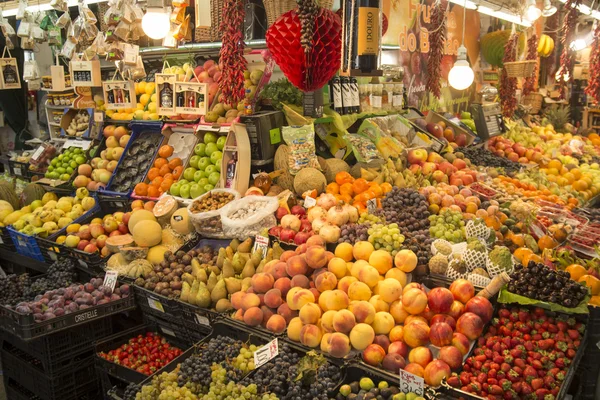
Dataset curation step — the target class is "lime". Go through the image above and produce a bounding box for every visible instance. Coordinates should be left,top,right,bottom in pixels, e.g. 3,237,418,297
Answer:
56,167,66,174
47,165,54,172
73,148,82,154
75,156,86,165
70,161,78,169
359,378,374,391
66,167,74,174
61,174,71,181
51,158,58,166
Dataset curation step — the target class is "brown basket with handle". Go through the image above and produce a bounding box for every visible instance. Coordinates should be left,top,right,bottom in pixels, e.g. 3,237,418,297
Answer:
263,0,334,27
503,60,537,78
195,0,224,42
522,92,543,114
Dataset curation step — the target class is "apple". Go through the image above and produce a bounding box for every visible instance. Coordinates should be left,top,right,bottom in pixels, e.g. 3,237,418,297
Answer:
216,136,226,150
208,172,220,186
198,157,211,170
170,182,181,196
183,167,197,181
407,149,428,165
203,184,215,192
205,142,218,156
190,183,205,199
196,178,209,187
180,184,191,199
427,123,444,139
194,143,206,156
189,155,200,169
432,170,448,183
210,151,223,164
193,170,205,182
205,165,216,175
453,159,467,170
421,162,437,174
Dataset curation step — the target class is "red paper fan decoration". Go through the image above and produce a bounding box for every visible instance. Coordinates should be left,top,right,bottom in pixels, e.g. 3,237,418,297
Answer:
266,8,342,92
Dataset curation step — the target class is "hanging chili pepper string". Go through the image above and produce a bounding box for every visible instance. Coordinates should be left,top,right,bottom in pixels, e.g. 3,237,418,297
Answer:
426,0,446,99
500,33,519,117
218,0,247,105
585,23,600,103
557,0,581,99
523,33,539,97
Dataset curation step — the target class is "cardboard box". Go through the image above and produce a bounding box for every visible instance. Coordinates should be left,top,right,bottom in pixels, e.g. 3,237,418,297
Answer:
220,123,251,195
239,111,283,163
174,81,208,115
60,108,93,138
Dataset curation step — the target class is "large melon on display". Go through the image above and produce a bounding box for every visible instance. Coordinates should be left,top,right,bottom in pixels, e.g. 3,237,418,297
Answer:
132,220,162,247
128,210,157,232
20,183,46,206
0,181,19,210
170,208,192,235
147,245,169,265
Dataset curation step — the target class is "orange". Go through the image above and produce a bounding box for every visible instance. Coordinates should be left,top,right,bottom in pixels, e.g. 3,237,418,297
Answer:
538,235,558,251
571,168,582,180
168,158,182,169
147,167,160,181
172,166,183,179
160,179,173,192
369,184,383,198
154,158,168,169
158,145,174,158
352,178,370,194
380,182,393,193
159,164,171,176
565,264,587,281
163,173,174,182
338,194,352,204
147,185,160,198
573,180,589,191
579,275,600,295
340,183,354,197
513,247,533,262
522,253,542,267
151,176,164,187
335,171,354,186
134,183,148,196
547,159,562,170
326,182,340,195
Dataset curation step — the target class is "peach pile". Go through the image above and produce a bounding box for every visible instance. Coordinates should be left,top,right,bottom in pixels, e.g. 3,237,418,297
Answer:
420,184,484,216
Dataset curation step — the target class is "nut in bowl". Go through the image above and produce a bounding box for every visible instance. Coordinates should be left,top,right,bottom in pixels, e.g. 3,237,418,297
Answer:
186,189,240,237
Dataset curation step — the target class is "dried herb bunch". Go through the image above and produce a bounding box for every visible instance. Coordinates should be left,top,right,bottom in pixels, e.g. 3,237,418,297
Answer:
500,33,519,117
522,33,539,96
218,0,247,105
585,23,600,103
557,0,581,99
426,0,446,98
298,0,320,53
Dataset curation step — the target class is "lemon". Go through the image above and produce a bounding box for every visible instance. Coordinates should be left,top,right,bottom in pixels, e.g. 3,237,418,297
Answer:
143,111,150,120
139,94,150,106
145,82,156,95
147,102,157,113
151,93,157,103
137,81,147,95
134,110,144,120
137,103,144,110
149,113,160,120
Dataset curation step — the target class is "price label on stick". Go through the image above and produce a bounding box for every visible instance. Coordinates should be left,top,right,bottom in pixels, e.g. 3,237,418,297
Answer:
304,196,316,208
254,338,279,368
253,235,269,258
367,198,377,214
103,270,118,292
399,370,424,396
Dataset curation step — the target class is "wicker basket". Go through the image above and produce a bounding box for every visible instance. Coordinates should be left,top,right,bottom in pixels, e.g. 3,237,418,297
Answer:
522,93,543,114
195,0,224,42
503,60,537,78
263,0,334,27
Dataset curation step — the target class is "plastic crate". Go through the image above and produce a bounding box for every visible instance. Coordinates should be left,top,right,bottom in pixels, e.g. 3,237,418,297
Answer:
0,225,15,251
8,225,46,262
1,316,113,375
178,300,216,341
0,290,135,340
2,348,98,400
133,282,182,318
331,364,406,397
141,312,198,347
8,158,31,179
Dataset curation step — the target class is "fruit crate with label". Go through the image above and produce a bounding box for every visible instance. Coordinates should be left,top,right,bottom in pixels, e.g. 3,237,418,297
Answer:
134,282,183,321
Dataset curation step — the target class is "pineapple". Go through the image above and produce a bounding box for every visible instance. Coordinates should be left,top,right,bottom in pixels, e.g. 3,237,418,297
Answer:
543,105,571,133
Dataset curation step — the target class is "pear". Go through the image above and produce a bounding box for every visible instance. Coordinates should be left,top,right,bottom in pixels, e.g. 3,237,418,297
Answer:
242,277,252,291
230,238,240,252
231,253,245,274
191,259,202,275
241,260,255,278
211,280,227,303
222,260,235,278
209,265,221,275
180,281,191,302
265,248,273,262
257,259,266,273
207,272,218,292
217,248,226,268
237,238,253,253
182,273,195,286
225,246,234,260
250,249,262,267
215,298,233,313
196,282,211,308
189,281,200,306
272,242,283,261
224,277,241,294
195,268,208,283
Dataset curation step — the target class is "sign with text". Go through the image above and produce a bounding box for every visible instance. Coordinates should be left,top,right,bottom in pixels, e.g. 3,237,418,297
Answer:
103,270,118,292
254,338,279,368
399,369,424,396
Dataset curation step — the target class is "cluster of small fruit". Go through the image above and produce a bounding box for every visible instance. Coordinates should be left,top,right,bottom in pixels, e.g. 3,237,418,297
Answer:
134,145,183,198
333,377,419,400
428,209,465,243
0,273,31,305
226,343,261,381
367,223,405,256
45,147,88,181
378,188,431,239
200,364,278,400
460,146,522,175
338,223,370,245
135,371,197,400
122,383,140,400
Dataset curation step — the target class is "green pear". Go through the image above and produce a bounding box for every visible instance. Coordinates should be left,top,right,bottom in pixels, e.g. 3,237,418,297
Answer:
215,298,232,313
180,281,191,302
271,242,283,260
237,238,253,253
210,280,227,303
230,239,240,252
196,282,211,308
207,272,218,292
188,281,200,306
224,277,241,294
222,260,235,278
217,248,226,268
182,273,195,286
250,249,262,267
225,246,234,260
241,260,255,278
241,277,252,291
231,253,245,274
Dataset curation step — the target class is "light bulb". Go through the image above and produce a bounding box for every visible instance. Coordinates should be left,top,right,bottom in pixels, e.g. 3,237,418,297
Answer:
448,45,474,90
542,0,557,16
142,8,170,40
525,0,542,21
570,38,588,51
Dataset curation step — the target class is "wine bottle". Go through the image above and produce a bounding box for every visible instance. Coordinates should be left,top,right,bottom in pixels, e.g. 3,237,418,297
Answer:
356,0,380,72
331,77,343,114
341,77,353,115
350,77,360,113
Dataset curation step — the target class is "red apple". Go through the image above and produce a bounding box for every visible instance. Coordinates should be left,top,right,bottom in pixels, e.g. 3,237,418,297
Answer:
362,344,386,366
456,312,484,340
77,240,90,251
452,159,467,170
421,162,437,174
407,149,428,165
449,279,475,303
430,314,456,330
451,332,470,355
438,346,463,370
373,335,391,353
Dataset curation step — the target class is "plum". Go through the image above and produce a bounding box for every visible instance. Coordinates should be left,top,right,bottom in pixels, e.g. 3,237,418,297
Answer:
15,305,31,314
84,283,95,293
119,284,130,295
75,298,87,306
54,308,65,316
56,288,65,295
34,295,43,301
113,288,121,296
80,304,90,309
33,313,43,322
102,286,113,297
40,298,50,305
97,299,109,305
110,294,121,301
64,288,75,300
43,312,56,320
67,302,79,312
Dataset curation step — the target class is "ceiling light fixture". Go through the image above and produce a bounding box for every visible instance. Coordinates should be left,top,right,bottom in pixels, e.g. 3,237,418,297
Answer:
542,0,557,16
448,0,475,90
142,0,171,40
524,0,542,21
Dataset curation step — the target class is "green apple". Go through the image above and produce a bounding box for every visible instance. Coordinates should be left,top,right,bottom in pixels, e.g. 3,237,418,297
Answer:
61,173,71,181
205,143,218,156
47,165,54,172
75,156,86,164
51,158,59,166
183,167,197,181
66,167,74,175
198,157,211,170
204,132,217,144
56,167,66,174
189,155,200,169
205,165,216,175
169,182,181,196
216,136,226,150
178,179,189,186
190,183,205,199
208,172,220,186
193,170,205,182
214,163,221,172
210,150,223,164
203,184,215,192
197,178,209,187
69,161,78,169
179,183,191,199
194,143,206,156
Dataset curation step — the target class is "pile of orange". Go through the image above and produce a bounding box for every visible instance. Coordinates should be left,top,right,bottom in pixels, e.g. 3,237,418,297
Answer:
492,176,578,207
588,133,600,147
134,145,183,198
325,172,392,213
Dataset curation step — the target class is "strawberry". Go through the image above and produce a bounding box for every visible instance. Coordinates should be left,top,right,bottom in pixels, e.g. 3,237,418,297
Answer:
531,378,544,390
470,382,481,392
521,382,533,395
514,358,527,369
490,363,500,371
524,366,538,383
489,384,503,395
567,329,580,340
518,309,530,322
575,322,585,333
544,375,555,389
477,372,487,383
512,381,522,393
535,388,549,398
447,376,460,387
487,378,498,386
555,358,566,368
556,321,567,332
554,341,567,352
493,355,504,364
460,371,471,385
556,371,565,381
501,363,512,373
507,369,521,383
566,348,576,359
566,317,576,327
499,308,510,318
533,308,545,318
532,360,544,370
497,371,506,380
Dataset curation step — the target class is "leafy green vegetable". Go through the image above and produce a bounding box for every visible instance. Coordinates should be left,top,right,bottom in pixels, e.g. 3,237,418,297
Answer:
259,79,303,111
498,287,590,314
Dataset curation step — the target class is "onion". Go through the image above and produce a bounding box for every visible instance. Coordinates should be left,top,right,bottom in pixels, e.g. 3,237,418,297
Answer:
327,205,349,226
307,206,327,223
311,217,329,233
316,193,337,210
319,224,341,243
343,204,359,223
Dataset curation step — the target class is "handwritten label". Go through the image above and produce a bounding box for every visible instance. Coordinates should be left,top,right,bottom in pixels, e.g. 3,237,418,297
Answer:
13,166,21,176
94,111,104,123
114,202,124,208
195,314,211,326
147,298,165,312
367,198,377,214
399,369,424,396
103,270,118,292
253,235,269,258
304,196,316,208
31,145,45,160
62,139,92,151
254,338,279,368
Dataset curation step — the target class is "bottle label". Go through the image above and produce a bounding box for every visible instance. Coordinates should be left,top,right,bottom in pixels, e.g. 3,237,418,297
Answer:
342,84,353,110
358,7,380,56
351,83,360,108
332,83,343,109
371,95,382,108
393,94,403,107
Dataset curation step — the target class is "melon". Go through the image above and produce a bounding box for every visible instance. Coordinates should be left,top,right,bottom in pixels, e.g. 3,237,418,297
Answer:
274,145,290,171
318,157,350,183
106,234,134,253
153,195,178,226
20,183,46,206
120,246,149,262
161,228,184,251
128,209,156,232
170,208,192,235
293,168,327,196
146,245,169,265
0,200,13,213
276,170,295,191
3,210,24,226
0,182,19,210
107,253,128,271
132,220,162,247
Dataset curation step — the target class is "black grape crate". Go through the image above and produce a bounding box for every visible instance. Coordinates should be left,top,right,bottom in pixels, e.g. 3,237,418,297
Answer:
0,291,135,340
142,312,197,348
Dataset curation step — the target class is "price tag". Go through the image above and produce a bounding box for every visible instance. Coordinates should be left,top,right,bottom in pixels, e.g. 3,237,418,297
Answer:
254,338,279,368
160,327,176,337
367,198,377,214
253,235,269,258
31,145,45,161
103,270,118,292
13,166,21,176
94,111,104,124
148,298,165,312
62,139,92,151
114,202,124,208
195,314,211,327
48,251,58,261
304,196,316,208
399,369,424,396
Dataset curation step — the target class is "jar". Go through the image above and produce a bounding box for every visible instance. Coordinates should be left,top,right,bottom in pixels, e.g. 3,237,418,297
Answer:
53,95,62,106
42,76,51,88
64,74,71,87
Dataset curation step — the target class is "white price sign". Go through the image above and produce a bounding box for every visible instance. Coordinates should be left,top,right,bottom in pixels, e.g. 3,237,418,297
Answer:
94,111,104,123
399,369,424,396
367,198,377,214
147,298,165,312
103,270,118,292
13,166,21,176
304,196,316,208
253,235,269,258
254,338,279,368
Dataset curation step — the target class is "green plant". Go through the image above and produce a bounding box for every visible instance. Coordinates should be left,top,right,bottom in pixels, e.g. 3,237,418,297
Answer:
259,79,303,110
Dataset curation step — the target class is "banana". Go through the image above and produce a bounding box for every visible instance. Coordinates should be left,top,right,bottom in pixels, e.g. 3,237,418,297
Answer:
537,34,547,55
544,36,554,56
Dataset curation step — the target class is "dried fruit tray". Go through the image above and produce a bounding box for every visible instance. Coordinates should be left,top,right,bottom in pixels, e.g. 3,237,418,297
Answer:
468,182,498,200
0,287,135,340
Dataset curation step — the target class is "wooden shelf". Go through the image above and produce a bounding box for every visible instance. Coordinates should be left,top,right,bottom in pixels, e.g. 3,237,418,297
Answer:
46,103,73,110
42,87,74,92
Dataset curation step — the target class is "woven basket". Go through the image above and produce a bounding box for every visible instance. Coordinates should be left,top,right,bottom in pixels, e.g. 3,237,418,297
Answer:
195,0,224,42
263,0,334,27
523,93,543,114
503,60,537,78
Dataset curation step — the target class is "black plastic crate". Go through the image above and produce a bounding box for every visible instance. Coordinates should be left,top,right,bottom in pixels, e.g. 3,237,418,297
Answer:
2,348,98,400
1,315,113,375
142,309,197,347
134,284,181,318
331,364,410,398
5,377,100,400
9,159,30,179
0,290,135,340
178,300,218,330
0,225,15,251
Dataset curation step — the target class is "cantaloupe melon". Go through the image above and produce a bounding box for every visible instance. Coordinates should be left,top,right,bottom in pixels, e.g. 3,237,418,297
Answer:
161,228,184,252
0,182,19,210
132,220,162,247
107,253,128,271
170,208,192,235
318,157,350,183
128,210,157,232
120,246,149,262
106,234,134,253
153,196,178,226
293,168,327,196
147,245,169,265
20,183,45,206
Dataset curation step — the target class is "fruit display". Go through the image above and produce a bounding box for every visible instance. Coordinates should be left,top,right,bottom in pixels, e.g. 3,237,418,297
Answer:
134,145,183,198
169,132,225,199
73,125,130,191
332,376,421,400
270,204,314,245
97,332,183,375
428,209,465,243
44,147,89,181
413,118,469,147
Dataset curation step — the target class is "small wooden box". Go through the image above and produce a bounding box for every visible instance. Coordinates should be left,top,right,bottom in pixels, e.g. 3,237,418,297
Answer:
174,81,208,115
70,60,102,87
219,123,251,194
156,74,177,116
103,80,136,110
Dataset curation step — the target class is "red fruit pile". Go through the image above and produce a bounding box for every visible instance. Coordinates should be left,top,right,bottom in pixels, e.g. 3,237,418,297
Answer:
448,306,584,400
98,332,183,375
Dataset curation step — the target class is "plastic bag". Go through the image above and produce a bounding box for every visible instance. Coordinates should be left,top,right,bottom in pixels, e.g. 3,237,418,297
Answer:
23,60,40,81
50,0,68,12
357,118,405,159
220,196,279,240
282,124,321,175
346,134,381,163
56,12,71,28
16,21,30,38
187,189,240,238
16,0,27,20
47,26,62,45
